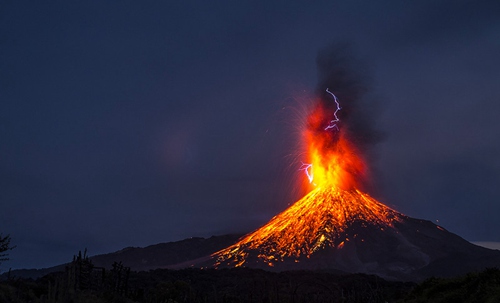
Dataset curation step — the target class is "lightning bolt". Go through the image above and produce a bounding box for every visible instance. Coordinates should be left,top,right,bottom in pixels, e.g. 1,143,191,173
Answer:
324,88,341,131
300,162,314,183
301,88,342,183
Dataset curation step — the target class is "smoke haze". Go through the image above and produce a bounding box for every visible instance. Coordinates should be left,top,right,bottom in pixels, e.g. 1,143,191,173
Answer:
316,43,384,154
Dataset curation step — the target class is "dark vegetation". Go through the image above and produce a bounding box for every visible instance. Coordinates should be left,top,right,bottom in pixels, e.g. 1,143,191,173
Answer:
1,250,499,303
402,268,500,303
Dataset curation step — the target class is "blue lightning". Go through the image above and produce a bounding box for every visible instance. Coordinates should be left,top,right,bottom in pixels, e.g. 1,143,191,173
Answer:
324,88,341,131
299,162,314,183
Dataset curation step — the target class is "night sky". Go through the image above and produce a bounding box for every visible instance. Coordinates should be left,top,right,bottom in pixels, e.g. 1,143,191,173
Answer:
2,1,500,270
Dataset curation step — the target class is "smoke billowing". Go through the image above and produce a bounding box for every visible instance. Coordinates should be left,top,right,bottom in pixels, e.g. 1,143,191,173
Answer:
315,43,384,154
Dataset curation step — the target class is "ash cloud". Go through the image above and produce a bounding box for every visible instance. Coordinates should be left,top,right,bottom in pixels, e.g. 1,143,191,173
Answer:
315,43,384,154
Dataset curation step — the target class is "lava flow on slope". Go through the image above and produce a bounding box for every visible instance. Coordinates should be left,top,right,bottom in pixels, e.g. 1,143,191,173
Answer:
213,187,403,268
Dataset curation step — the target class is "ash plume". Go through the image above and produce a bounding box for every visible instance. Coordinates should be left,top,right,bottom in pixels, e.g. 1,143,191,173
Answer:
315,43,384,154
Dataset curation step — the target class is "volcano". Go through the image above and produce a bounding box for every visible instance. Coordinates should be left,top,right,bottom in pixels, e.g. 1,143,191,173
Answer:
201,85,500,280
209,186,500,280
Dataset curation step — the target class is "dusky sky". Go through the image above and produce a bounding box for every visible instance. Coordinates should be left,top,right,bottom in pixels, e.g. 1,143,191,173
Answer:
1,0,500,270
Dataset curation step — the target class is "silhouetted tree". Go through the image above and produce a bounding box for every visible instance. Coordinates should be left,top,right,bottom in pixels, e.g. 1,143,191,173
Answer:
0,234,15,272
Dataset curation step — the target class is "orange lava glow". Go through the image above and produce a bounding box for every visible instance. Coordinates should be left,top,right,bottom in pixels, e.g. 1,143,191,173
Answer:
212,95,402,268
303,101,365,190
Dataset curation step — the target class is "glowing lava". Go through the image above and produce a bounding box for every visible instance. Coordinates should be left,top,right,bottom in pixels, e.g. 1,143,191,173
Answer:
212,89,403,268
214,187,401,267
302,88,365,190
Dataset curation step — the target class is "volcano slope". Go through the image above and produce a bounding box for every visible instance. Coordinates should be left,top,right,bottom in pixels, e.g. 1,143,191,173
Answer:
205,186,500,281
